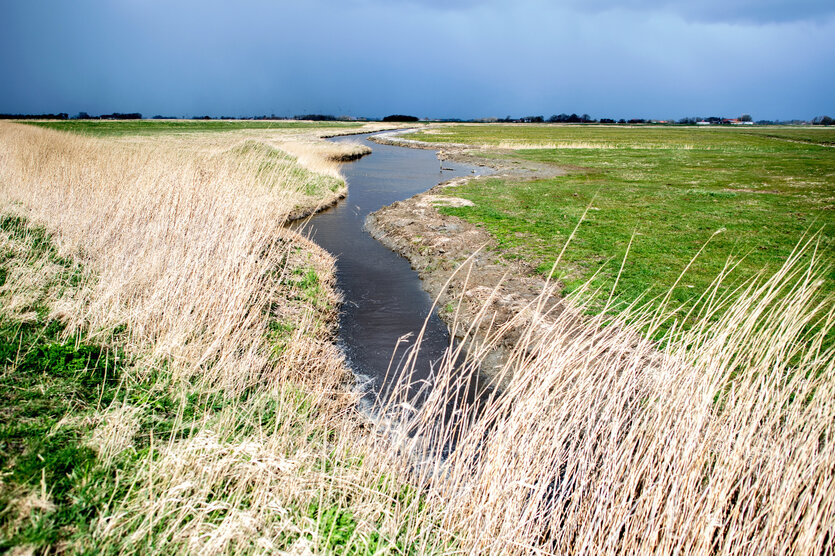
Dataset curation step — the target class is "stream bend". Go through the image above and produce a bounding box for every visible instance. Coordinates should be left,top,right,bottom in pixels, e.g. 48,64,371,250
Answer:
299,132,484,401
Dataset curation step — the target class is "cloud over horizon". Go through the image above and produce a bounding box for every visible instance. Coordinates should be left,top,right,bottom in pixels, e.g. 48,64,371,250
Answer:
0,0,832,120
389,0,835,23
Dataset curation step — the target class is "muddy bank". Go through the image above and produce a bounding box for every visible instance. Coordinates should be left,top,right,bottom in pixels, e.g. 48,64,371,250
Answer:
366,175,568,380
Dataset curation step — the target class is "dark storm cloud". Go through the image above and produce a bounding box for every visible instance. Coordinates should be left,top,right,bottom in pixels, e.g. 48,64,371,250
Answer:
0,0,832,120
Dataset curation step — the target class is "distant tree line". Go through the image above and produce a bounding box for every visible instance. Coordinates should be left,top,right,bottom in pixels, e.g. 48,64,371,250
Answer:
0,113,69,120
167,114,362,121
2,111,832,126
443,113,834,125
494,114,645,124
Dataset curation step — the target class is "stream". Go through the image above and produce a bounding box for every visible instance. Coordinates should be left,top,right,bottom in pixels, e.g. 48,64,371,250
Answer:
296,132,485,404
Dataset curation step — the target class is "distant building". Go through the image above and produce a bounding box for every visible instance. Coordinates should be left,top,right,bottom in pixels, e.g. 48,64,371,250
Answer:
696,121,711,125
723,119,754,125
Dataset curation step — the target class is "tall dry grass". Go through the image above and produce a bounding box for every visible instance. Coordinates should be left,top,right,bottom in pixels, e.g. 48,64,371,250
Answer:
379,236,834,554
1,120,832,554
0,122,342,390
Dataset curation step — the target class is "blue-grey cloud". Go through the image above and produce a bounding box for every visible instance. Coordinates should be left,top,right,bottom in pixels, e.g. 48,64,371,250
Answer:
372,0,835,23
567,0,834,24
0,0,832,120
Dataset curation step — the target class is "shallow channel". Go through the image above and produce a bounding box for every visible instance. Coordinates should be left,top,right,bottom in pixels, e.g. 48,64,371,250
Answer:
297,132,485,402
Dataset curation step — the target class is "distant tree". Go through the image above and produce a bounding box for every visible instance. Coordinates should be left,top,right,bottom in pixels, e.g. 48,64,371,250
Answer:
581,114,593,123
382,114,418,122
294,114,336,121
618,118,626,124
548,113,569,123
678,117,697,125
74,111,90,119
812,115,834,125
739,114,753,122
599,118,616,124
101,112,142,120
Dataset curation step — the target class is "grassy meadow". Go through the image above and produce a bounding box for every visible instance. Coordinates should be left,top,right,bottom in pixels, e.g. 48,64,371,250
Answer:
409,124,835,319
0,120,833,554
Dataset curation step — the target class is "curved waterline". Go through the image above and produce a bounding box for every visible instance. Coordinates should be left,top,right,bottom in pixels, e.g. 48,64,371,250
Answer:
295,132,486,403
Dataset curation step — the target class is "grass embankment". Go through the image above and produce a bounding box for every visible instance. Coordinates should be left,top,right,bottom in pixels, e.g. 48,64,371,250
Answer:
1,121,833,553
0,211,381,552
409,125,835,316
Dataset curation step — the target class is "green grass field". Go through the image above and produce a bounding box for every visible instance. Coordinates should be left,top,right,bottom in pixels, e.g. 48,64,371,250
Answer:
19,119,361,137
409,125,835,316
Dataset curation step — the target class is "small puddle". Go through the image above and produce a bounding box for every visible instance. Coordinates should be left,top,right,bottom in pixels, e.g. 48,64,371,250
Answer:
295,132,486,404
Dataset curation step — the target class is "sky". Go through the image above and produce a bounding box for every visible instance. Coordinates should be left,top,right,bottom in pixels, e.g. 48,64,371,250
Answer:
1,0,833,121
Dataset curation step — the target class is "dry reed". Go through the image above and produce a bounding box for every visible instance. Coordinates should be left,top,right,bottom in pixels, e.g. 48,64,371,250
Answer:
379,235,834,554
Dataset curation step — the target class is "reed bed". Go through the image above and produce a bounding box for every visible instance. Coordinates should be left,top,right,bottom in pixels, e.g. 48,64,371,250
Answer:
0,122,341,387
0,121,832,554
382,235,834,554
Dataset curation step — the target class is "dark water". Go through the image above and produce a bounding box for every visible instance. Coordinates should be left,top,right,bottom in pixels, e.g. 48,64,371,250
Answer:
296,132,484,402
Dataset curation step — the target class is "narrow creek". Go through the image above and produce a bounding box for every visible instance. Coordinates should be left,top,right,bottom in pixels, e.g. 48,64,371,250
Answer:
296,132,485,403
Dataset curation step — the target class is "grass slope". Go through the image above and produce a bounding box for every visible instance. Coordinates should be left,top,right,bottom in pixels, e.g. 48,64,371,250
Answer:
0,214,384,553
